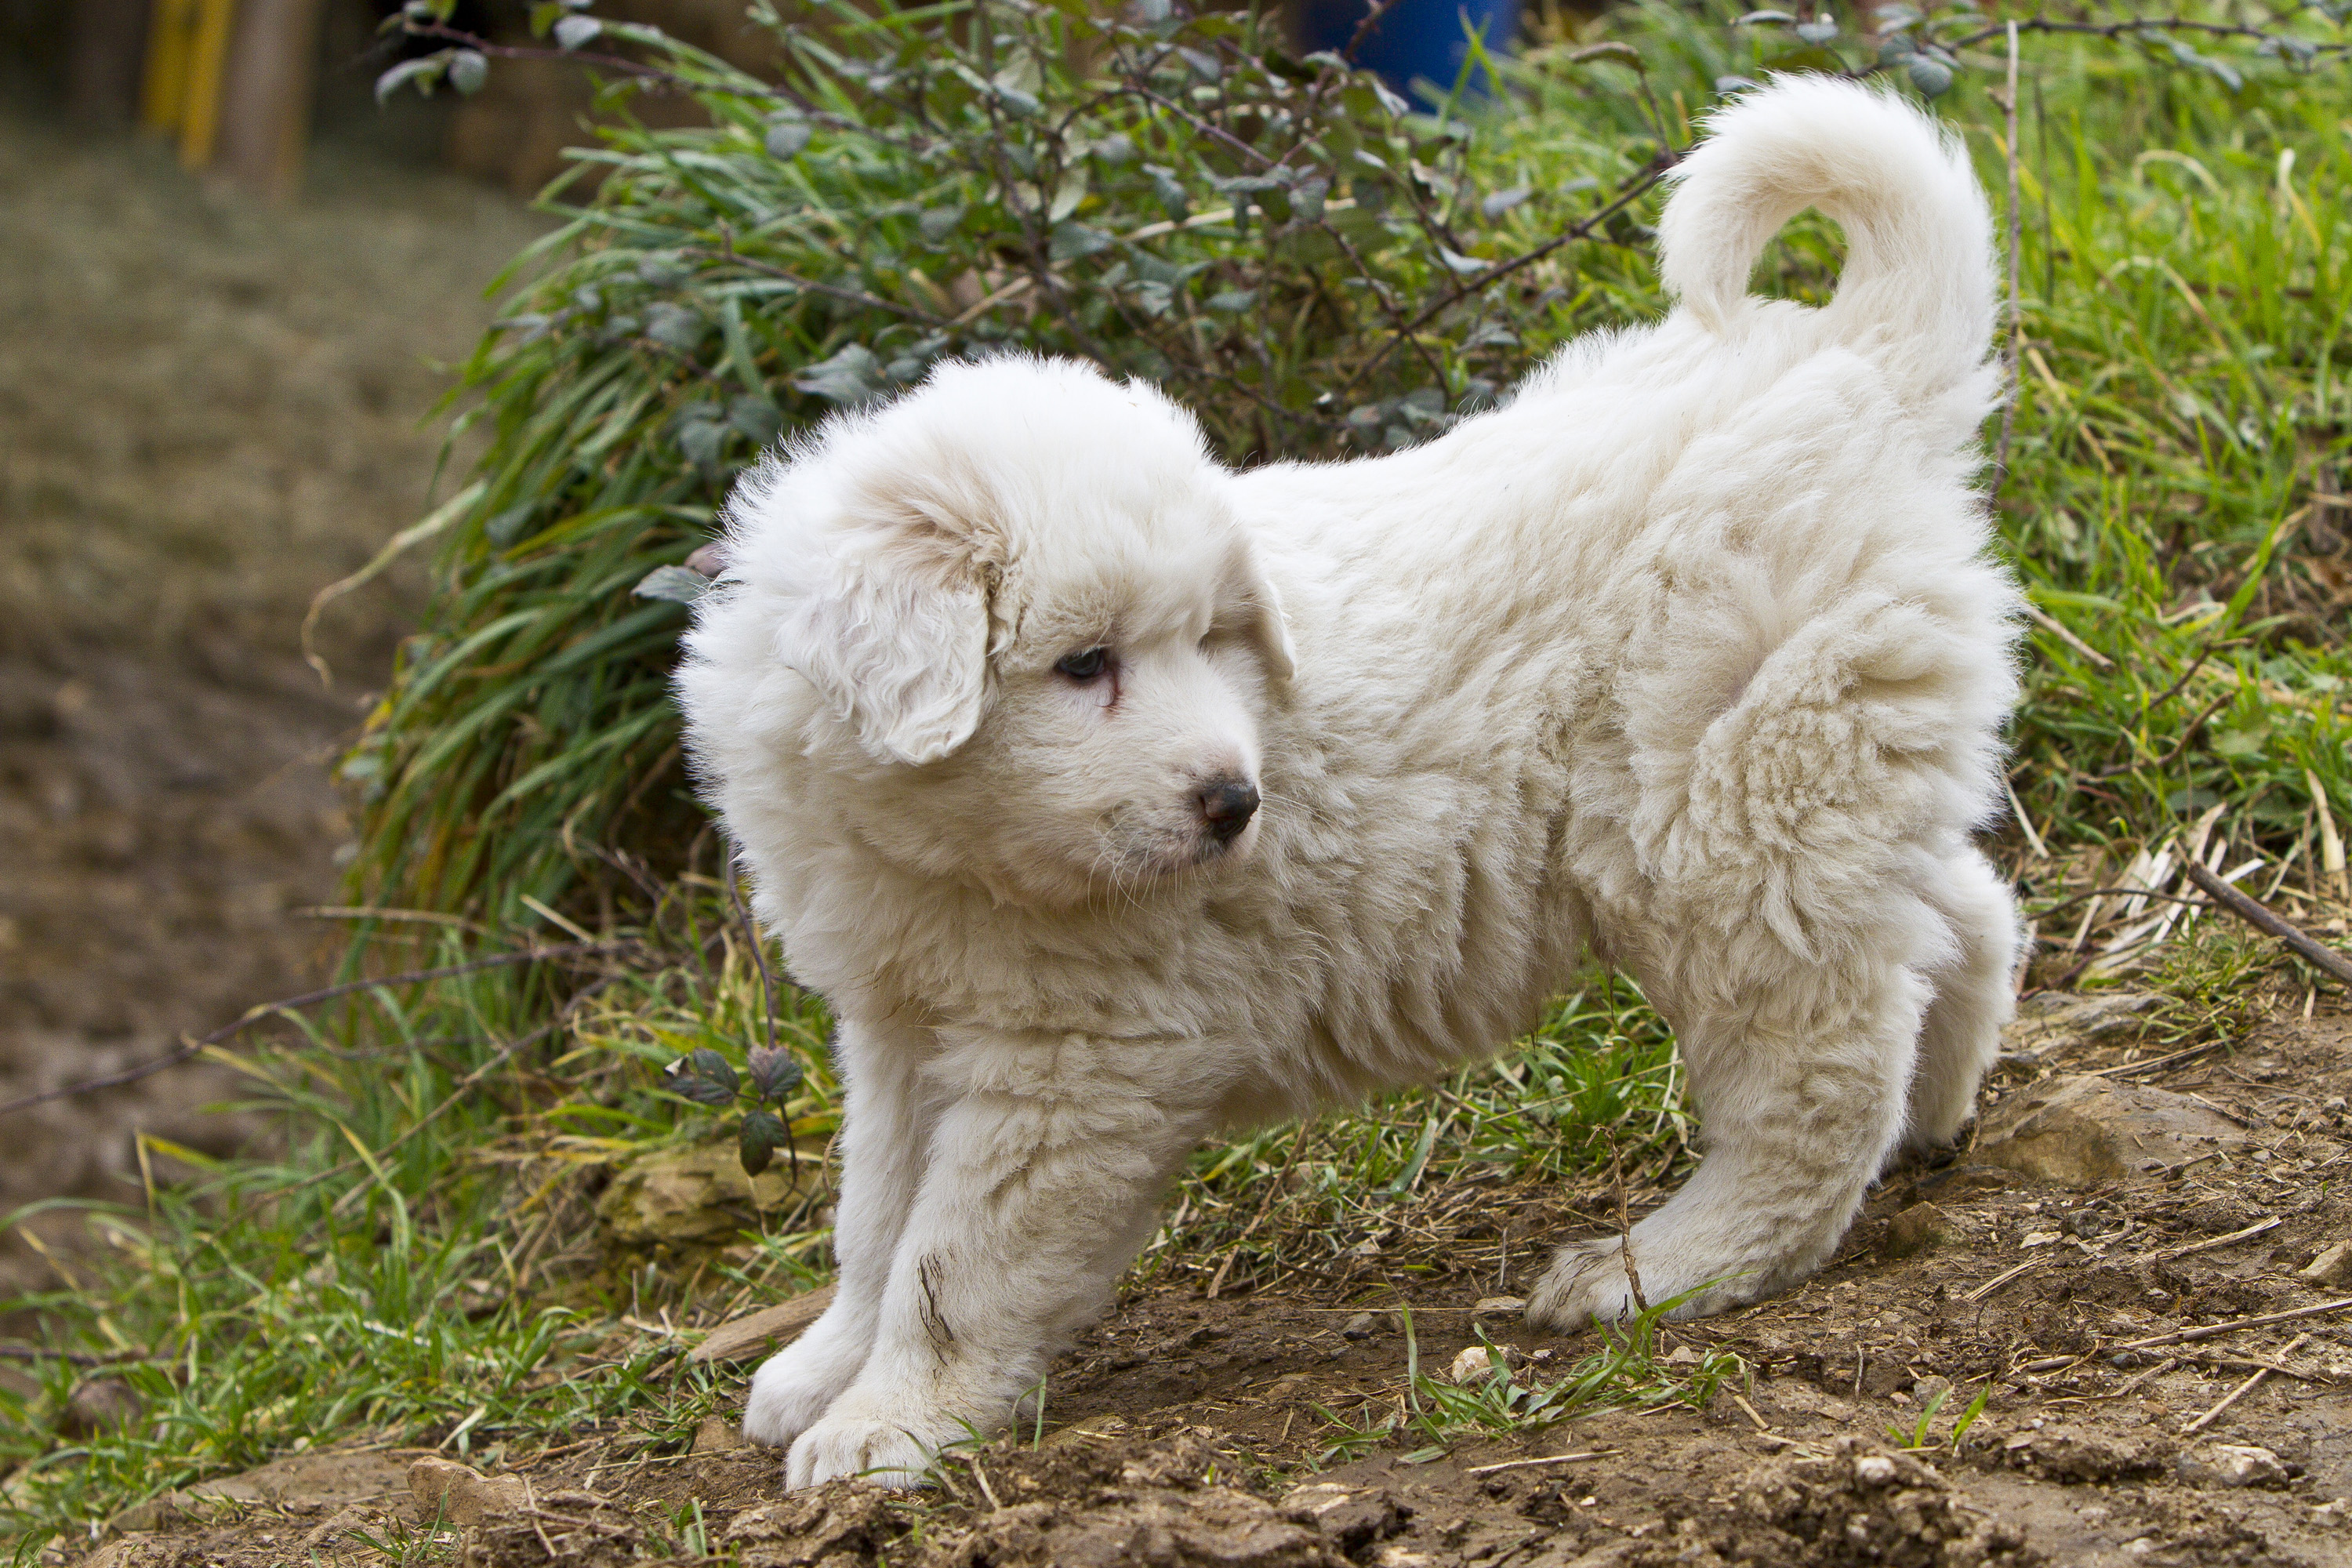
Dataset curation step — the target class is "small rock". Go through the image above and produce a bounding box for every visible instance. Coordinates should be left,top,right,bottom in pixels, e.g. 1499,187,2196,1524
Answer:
1853,1454,1898,1486
2300,1240,2352,1287
108,1493,192,1534
1471,1295,1526,1319
1278,1481,1409,1552
691,1415,744,1454
1341,1312,1378,1340
1998,989,2159,1065
1976,1074,2246,1189
597,1140,824,1246
1448,1344,1523,1385
407,1455,529,1526
1662,1345,1701,1366
60,1378,143,1439
2178,1443,2287,1490
1882,1203,1953,1259
1913,1375,1955,1407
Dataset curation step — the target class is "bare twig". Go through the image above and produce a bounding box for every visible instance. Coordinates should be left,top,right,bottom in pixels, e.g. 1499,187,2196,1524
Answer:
2183,860,2352,985
2182,1332,2311,1436
2147,1216,2282,1262
1464,1449,1623,1476
1963,1260,2042,1302
2118,1296,2352,1353
2024,603,2114,668
0,942,628,1119
1990,21,2023,507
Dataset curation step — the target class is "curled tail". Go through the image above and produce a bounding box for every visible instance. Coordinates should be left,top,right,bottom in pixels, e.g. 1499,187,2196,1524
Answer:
1657,75,1996,405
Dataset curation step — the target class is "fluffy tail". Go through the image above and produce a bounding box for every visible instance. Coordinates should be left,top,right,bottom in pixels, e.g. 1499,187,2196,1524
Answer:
1656,75,1996,401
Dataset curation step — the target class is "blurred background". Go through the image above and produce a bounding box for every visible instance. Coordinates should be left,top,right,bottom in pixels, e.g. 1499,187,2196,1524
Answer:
0,0,1516,1298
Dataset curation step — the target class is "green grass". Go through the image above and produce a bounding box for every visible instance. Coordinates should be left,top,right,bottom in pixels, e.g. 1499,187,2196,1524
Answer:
10,0,2352,1556
1313,1297,1746,1468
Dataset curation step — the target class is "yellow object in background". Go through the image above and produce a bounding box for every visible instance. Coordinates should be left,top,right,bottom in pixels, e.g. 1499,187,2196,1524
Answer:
141,0,239,169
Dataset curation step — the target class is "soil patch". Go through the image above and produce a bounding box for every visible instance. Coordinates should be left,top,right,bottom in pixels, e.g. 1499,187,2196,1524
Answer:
0,104,544,1297
73,1005,2352,1566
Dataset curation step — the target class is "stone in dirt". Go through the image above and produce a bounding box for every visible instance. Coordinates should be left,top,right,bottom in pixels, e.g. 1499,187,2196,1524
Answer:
1728,1439,2042,1567
1997,991,2160,1067
689,1281,839,1365
1882,1202,1955,1258
2299,1239,2352,1287
2176,1443,2289,1490
597,1139,825,1245
465,1486,642,1567
1276,1482,1410,1553
1999,1424,2173,1483
727,1485,905,1568
1974,1074,2246,1189
108,1448,416,1532
934,1488,1342,1568
408,1455,531,1526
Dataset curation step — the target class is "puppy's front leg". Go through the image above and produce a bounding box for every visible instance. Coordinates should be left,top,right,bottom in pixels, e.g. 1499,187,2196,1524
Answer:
744,1020,935,1447
785,1033,1211,1489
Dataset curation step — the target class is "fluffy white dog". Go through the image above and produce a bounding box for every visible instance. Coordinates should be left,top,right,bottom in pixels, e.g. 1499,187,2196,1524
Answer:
678,75,2021,1489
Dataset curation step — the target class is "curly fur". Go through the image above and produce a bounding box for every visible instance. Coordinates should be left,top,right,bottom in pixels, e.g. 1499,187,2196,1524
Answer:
677,75,2023,1489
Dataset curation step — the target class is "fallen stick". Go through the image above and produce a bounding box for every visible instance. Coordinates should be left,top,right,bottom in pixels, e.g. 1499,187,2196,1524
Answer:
2118,1295,2352,1352
2149,1217,2283,1262
2182,1333,2311,1436
1465,1449,1622,1476
2183,861,2352,985
1963,1260,2042,1303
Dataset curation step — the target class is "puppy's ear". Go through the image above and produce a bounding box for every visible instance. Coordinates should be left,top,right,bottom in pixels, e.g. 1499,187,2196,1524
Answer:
747,477,994,765
1239,564,1298,684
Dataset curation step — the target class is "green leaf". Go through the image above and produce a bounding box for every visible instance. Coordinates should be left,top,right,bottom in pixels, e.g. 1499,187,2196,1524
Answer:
739,1111,786,1178
632,564,710,605
1907,56,1955,96
448,49,488,96
764,118,813,161
374,56,447,105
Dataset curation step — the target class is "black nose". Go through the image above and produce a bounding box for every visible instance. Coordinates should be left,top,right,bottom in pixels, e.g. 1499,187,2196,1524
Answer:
1198,779,1260,844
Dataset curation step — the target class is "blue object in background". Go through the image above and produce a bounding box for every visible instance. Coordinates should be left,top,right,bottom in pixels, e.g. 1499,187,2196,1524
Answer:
1290,0,1520,100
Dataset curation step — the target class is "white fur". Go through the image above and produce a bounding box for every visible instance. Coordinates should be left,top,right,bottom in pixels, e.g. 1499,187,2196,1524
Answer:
677,77,2021,1490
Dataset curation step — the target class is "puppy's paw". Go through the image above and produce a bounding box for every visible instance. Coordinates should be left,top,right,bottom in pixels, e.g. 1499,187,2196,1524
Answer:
786,1408,952,1490
743,1338,865,1449
1523,1238,1750,1330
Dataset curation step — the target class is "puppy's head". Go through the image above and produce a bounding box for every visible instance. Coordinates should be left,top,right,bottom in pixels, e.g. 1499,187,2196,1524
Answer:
689,355,1294,906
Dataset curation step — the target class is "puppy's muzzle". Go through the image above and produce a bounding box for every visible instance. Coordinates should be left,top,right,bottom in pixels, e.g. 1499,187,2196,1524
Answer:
1197,778,1260,845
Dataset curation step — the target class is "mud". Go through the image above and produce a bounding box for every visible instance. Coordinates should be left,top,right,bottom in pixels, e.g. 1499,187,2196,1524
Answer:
71,1005,2352,1566
0,103,544,1296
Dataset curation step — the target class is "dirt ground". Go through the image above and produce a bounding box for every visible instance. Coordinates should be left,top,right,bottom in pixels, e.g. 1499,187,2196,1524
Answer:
0,103,545,1295
75,995,2352,1567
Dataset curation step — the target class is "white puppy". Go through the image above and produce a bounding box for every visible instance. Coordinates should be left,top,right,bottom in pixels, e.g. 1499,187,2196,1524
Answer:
678,75,2021,1490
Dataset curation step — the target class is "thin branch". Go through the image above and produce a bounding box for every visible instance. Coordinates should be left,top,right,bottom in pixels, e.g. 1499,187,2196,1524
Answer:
1990,21,2024,507
2183,859,2352,985
0,942,630,1119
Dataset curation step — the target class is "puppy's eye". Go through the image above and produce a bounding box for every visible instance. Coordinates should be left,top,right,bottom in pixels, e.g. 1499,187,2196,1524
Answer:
1054,647,1109,681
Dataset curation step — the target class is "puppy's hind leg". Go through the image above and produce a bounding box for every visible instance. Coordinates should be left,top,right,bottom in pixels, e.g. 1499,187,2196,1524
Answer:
1904,848,2021,1153
744,1020,935,1449
1526,902,1939,1328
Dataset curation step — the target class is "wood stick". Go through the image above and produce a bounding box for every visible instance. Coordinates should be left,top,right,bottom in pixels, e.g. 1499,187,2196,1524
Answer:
1963,1260,2042,1302
2148,1217,2283,1262
2182,861,2352,985
1465,1450,1622,1476
2118,1295,2352,1352
2182,1333,2310,1436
